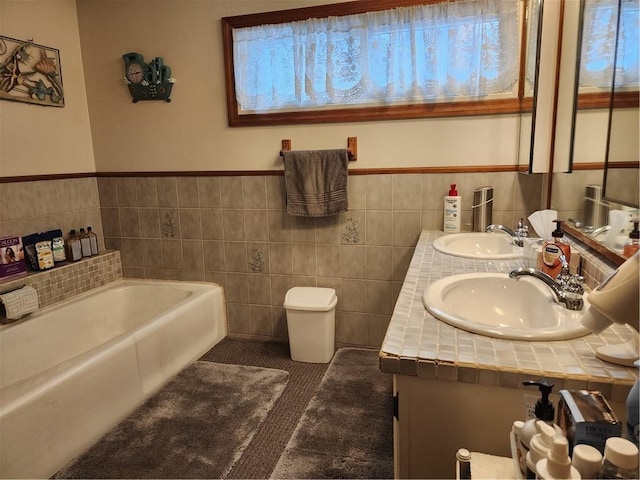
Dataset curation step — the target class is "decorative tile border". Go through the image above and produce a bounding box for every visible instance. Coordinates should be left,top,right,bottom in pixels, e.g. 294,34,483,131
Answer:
0,251,122,310
380,230,637,400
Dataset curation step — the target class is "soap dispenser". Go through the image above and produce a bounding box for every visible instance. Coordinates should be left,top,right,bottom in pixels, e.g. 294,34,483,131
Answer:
516,380,563,477
540,220,571,278
623,218,639,258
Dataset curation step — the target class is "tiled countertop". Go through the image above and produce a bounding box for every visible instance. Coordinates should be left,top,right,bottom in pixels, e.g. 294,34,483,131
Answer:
380,230,638,402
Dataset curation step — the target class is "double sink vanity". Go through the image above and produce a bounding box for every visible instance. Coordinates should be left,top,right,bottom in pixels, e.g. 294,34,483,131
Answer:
379,229,638,479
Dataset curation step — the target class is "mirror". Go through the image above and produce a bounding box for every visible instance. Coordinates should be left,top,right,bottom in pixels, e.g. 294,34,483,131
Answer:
551,0,639,265
517,0,542,171
519,0,567,173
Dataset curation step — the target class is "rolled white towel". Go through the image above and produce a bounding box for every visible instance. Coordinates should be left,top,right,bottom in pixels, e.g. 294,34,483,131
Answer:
0,286,39,321
470,451,517,480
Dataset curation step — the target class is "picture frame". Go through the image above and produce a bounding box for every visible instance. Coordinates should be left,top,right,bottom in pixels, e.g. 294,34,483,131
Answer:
0,35,65,107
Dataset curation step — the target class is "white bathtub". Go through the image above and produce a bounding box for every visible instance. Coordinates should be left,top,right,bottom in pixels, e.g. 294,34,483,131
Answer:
0,279,227,479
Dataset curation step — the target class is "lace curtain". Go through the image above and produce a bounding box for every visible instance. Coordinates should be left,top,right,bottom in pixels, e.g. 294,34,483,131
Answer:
580,0,639,89
233,0,520,112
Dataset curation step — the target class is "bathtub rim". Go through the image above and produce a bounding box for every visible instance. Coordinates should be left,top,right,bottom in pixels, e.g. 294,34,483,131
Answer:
0,278,227,412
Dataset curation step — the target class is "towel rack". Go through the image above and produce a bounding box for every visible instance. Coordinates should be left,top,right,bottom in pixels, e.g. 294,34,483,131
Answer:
280,137,357,161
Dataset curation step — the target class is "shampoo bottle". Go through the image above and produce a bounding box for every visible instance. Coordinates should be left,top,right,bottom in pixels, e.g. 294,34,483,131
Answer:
444,184,461,233
541,220,571,278
79,228,91,258
87,226,99,256
623,219,639,258
67,229,82,262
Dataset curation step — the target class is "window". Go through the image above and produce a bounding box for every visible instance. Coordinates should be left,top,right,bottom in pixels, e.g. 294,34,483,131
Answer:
222,0,524,126
577,0,639,108
580,0,639,90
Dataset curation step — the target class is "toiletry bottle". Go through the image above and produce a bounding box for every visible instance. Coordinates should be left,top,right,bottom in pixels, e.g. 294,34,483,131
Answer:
517,380,563,477
444,184,461,233
526,421,558,479
87,226,99,256
541,220,571,278
572,444,602,479
623,219,639,258
67,229,82,262
79,228,91,258
535,435,580,480
598,437,639,479
456,448,471,480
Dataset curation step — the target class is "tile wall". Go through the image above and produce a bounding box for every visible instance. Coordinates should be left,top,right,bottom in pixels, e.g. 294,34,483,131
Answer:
97,171,543,347
0,177,105,249
0,251,122,311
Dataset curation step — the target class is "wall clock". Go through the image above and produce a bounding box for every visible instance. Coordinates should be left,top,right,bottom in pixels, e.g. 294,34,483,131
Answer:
122,52,174,103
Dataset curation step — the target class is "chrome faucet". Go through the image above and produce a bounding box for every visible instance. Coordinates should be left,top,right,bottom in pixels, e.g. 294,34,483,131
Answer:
509,255,584,311
486,223,525,247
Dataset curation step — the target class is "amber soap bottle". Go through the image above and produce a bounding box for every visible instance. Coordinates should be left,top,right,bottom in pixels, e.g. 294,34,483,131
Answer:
540,220,571,278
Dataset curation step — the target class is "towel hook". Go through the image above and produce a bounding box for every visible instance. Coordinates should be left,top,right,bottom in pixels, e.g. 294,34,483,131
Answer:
280,137,357,161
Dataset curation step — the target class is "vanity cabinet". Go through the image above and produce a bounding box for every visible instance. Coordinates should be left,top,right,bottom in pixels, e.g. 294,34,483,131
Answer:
381,230,637,479
392,372,626,479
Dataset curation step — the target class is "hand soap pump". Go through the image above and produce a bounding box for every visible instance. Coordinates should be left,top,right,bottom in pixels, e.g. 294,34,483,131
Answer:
516,380,562,477
541,220,571,277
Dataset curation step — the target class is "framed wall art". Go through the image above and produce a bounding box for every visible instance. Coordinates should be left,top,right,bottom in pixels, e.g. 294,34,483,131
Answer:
0,36,65,107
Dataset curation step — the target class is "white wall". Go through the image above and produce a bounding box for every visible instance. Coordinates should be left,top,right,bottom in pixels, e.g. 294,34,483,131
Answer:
75,0,521,173
0,0,95,177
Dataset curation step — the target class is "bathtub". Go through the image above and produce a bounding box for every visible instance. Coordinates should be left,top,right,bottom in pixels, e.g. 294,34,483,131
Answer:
0,279,227,479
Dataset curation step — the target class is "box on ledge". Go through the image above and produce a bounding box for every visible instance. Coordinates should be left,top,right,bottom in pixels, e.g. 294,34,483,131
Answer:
0,236,27,280
558,389,622,454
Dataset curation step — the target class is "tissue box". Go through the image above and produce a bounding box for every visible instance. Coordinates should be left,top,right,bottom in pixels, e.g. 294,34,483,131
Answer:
0,236,27,280
557,389,622,454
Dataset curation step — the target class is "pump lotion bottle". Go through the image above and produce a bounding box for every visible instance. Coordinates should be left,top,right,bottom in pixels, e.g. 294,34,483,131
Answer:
444,184,461,233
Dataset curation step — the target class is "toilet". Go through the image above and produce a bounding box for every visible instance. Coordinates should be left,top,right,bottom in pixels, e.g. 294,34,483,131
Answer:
284,287,337,363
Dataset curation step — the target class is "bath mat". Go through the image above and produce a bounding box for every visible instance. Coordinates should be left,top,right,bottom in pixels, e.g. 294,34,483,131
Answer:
270,348,393,479
54,361,289,479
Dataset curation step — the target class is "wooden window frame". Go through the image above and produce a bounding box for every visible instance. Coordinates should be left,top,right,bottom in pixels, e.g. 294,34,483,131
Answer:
221,0,528,127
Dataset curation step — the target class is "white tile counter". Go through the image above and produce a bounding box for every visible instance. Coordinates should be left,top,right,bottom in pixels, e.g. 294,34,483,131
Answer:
380,230,638,402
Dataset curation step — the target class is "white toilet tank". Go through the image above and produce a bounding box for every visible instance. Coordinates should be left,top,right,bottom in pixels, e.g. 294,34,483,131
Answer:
284,287,337,363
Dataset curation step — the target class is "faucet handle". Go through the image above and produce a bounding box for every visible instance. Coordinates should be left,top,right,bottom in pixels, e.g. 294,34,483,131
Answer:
565,275,585,295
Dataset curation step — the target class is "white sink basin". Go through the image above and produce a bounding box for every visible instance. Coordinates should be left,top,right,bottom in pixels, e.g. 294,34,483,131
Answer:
422,273,591,340
433,233,523,259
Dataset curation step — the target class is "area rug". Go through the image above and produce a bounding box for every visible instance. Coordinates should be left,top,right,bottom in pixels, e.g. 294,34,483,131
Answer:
54,361,289,479
270,348,393,479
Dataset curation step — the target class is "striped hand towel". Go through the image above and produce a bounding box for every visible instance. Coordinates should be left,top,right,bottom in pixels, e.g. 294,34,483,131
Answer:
283,149,349,217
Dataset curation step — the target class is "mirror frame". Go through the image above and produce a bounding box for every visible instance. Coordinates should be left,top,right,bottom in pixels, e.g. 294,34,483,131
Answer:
563,223,626,266
524,0,544,173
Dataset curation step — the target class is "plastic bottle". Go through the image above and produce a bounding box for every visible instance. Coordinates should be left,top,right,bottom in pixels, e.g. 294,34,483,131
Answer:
540,220,571,278
536,435,581,479
67,229,82,262
598,437,639,479
623,219,639,258
517,380,564,478
526,421,557,479
444,183,461,233
79,228,91,258
456,448,471,480
87,226,99,256
571,444,602,479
